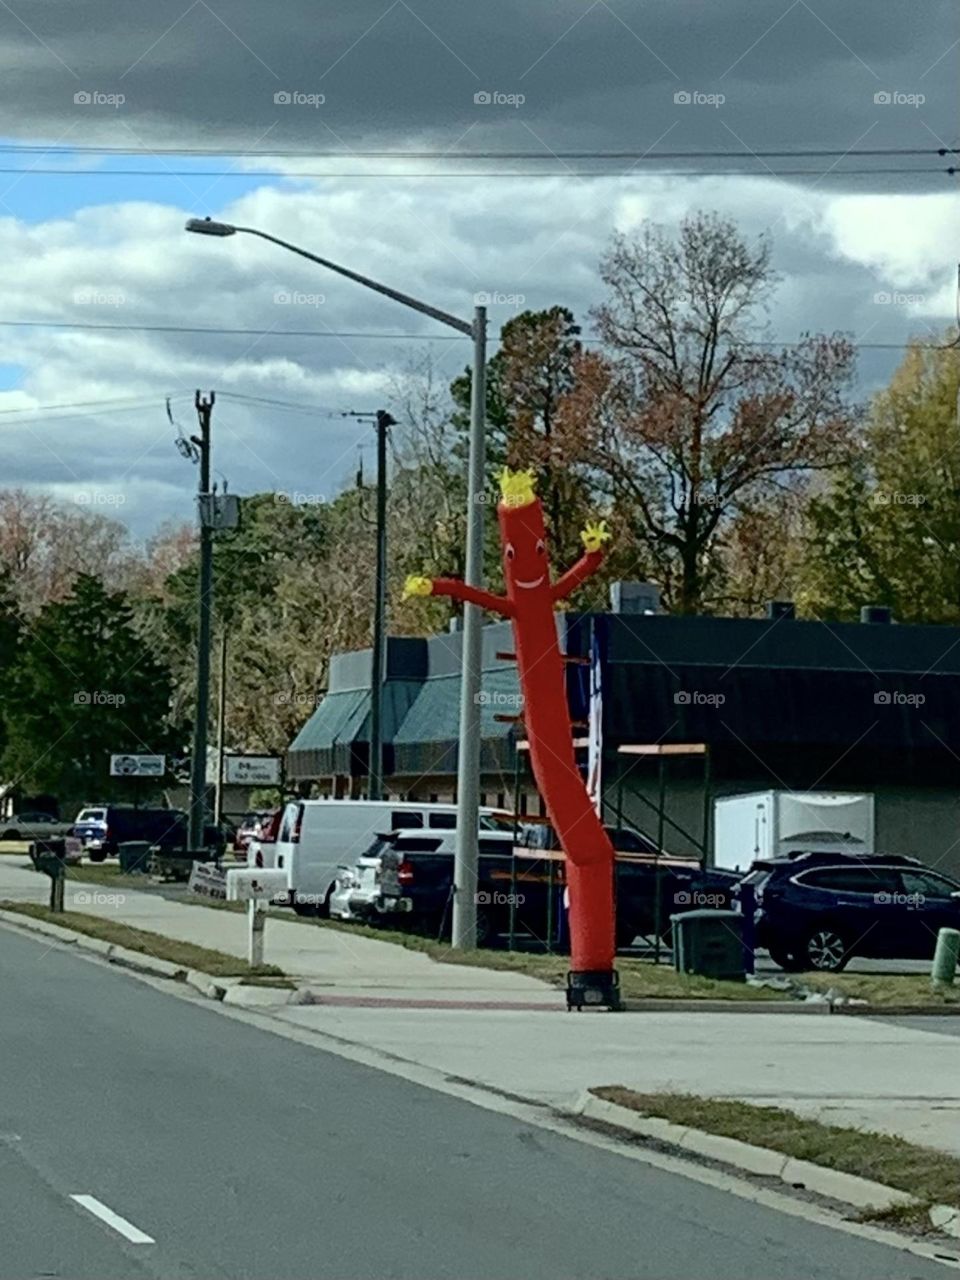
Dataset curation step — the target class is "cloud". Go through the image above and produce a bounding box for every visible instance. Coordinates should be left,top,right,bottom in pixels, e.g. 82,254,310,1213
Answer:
0,1,955,534
0,0,954,158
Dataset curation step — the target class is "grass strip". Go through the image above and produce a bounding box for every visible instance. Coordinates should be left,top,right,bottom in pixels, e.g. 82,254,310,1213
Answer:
0,900,284,979
591,1088,960,1223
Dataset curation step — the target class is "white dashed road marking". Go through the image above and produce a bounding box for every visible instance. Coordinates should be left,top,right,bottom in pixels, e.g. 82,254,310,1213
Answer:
69,1194,155,1244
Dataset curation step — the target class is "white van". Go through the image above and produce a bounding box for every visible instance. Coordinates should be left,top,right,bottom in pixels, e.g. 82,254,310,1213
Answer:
273,800,502,915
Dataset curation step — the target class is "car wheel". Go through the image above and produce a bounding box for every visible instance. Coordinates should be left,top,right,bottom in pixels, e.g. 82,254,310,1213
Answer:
2,829,20,841
802,927,850,972
292,898,320,918
616,922,637,949
475,907,503,949
768,946,805,973
88,848,106,863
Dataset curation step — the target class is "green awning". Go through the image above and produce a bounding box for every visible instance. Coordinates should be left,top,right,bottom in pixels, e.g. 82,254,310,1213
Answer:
286,679,425,781
392,665,522,777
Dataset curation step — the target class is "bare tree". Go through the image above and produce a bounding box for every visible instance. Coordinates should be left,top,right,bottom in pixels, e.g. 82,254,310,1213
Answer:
565,212,859,613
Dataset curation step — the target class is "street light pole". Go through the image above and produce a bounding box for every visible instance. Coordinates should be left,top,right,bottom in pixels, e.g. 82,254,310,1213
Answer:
189,390,215,851
451,306,486,948
185,218,488,947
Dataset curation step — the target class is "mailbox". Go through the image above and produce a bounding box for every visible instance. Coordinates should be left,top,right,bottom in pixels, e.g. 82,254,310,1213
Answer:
225,868,288,902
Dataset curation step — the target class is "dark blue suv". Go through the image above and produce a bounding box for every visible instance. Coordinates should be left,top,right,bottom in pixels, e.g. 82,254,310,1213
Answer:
742,851,960,972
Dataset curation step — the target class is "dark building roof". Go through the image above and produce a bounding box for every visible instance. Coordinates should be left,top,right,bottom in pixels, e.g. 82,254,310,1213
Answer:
287,611,960,788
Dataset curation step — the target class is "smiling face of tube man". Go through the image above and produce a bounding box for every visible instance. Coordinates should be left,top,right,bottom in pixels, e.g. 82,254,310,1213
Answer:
497,468,553,613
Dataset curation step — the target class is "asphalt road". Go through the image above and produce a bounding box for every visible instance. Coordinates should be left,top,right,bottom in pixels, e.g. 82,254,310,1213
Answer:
0,926,951,1280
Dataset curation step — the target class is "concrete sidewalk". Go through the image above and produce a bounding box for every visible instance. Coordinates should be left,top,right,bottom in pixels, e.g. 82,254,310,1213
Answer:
0,857,554,1004
273,1000,960,1155
4,856,960,1157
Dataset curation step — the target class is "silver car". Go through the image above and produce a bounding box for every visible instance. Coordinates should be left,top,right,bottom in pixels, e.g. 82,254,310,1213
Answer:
1,812,73,841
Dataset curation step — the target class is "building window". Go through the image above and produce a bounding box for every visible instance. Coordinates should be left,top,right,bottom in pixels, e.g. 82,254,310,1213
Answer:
497,792,505,809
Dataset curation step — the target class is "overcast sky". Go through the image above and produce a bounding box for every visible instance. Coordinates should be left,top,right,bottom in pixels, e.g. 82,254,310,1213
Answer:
0,0,956,537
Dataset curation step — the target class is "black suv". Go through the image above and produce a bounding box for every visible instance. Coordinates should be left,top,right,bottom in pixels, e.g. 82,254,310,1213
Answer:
742,851,960,972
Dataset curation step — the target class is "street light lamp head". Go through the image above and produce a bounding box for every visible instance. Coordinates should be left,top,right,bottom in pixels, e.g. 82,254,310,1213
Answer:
185,217,237,237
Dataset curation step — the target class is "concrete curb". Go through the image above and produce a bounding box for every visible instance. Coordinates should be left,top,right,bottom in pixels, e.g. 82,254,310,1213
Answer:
569,1092,917,1213
222,984,308,1008
0,908,323,1007
620,998,827,1014
930,1204,960,1238
0,907,189,985
831,1003,960,1017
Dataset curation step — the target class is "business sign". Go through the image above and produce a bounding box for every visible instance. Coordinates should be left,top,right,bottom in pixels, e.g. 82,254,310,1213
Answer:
188,861,227,900
222,755,282,786
110,753,165,778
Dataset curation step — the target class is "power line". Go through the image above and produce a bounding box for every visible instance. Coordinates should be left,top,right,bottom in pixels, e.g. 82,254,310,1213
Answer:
0,318,955,351
216,391,346,416
0,392,190,417
0,167,951,180
0,143,954,158
0,319,467,340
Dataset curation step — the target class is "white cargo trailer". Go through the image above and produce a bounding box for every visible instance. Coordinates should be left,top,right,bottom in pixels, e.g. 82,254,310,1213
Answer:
713,791,875,871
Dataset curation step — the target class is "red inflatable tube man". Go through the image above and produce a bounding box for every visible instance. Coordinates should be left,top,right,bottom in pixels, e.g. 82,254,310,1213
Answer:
406,468,617,996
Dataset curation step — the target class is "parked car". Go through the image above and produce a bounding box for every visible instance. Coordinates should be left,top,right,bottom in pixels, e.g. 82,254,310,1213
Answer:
355,826,739,950
0,812,72,841
512,819,738,947
247,807,283,868
234,810,273,855
272,799,502,917
72,806,187,860
741,851,960,971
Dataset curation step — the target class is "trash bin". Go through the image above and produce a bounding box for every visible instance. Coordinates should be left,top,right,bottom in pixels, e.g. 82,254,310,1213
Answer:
118,841,152,874
671,908,746,981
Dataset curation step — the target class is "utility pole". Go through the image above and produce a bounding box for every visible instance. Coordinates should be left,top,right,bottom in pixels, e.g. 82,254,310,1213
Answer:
189,391,215,850
213,628,228,826
345,408,395,801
